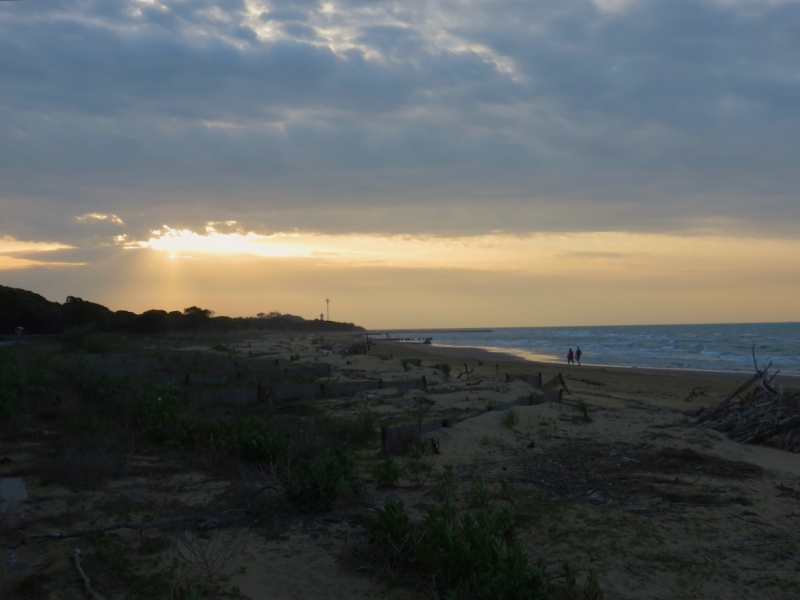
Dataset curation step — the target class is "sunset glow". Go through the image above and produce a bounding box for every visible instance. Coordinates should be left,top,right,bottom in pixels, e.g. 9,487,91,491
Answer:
126,226,800,279
2,0,799,328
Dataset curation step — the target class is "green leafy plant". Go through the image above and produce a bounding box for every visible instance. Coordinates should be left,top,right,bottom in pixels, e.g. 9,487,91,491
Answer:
403,454,434,487
469,474,491,508
0,348,44,423
499,475,515,501
502,408,519,429
440,363,452,379
69,414,110,434
366,495,602,600
584,569,603,600
561,561,577,598
0,391,20,425
228,417,295,463
441,464,455,489
136,384,186,443
281,451,356,512
372,456,402,488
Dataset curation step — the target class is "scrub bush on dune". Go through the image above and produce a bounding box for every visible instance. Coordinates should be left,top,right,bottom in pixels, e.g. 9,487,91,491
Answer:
136,384,185,443
281,451,356,513
366,489,603,599
228,417,295,463
372,456,402,488
0,348,46,424
0,391,20,425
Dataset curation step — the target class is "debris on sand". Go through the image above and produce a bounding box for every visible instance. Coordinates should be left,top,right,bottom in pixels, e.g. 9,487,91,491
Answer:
695,346,800,451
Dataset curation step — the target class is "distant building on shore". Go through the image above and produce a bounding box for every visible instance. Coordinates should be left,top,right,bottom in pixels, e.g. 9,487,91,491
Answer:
320,313,325,321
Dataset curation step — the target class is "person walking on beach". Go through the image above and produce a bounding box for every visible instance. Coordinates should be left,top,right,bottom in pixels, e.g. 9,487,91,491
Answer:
576,346,582,366
567,348,574,365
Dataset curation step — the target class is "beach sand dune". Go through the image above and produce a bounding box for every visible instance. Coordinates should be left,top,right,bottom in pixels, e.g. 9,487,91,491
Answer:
3,333,799,599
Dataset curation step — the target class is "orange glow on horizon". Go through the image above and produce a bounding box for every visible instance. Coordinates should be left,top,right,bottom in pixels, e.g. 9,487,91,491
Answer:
124,226,800,280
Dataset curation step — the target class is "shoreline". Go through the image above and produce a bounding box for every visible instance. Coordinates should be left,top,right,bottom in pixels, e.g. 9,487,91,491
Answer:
375,340,800,388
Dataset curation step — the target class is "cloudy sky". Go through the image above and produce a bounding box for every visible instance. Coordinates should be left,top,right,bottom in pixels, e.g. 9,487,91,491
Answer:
1,0,799,327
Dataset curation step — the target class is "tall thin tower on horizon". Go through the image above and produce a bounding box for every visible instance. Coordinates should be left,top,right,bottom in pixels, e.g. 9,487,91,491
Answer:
326,298,330,322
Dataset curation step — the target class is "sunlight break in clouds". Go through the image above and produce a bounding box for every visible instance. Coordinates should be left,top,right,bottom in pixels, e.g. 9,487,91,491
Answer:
76,213,125,225
125,226,800,282
0,236,81,270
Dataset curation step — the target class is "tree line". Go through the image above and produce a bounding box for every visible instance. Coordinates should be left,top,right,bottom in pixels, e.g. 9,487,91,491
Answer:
0,285,362,335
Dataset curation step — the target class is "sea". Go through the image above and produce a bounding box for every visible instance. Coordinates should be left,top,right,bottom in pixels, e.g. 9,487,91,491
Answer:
398,323,800,376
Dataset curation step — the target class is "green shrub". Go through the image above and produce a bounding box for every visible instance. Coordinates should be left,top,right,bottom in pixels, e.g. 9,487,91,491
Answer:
0,348,42,422
403,453,433,487
499,475,515,501
440,363,451,378
0,392,20,425
502,408,519,429
584,568,603,600
60,325,112,353
69,414,110,434
281,451,355,512
366,494,602,599
81,334,113,354
372,456,402,488
136,384,185,443
469,474,491,508
179,418,231,449
440,464,455,490
68,369,129,401
228,417,295,463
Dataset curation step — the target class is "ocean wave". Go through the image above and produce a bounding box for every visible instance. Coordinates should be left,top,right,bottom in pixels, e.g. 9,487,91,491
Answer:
425,323,800,374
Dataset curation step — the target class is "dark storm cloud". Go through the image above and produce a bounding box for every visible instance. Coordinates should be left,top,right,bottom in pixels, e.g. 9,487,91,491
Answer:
1,0,800,243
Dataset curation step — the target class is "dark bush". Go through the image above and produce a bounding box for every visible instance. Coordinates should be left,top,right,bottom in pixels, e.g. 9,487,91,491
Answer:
136,384,185,443
366,490,602,599
0,347,46,424
229,417,295,463
60,324,112,353
0,391,20,425
372,456,402,488
281,451,356,512
69,414,111,434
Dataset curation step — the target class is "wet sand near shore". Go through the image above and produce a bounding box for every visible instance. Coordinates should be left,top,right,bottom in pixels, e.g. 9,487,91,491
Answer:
389,340,800,388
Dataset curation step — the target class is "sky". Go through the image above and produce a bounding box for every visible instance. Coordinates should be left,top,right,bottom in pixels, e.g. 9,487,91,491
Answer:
1,0,799,328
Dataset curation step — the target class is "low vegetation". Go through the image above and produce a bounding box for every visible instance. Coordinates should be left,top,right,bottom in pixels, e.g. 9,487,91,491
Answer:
0,336,608,600
366,490,603,599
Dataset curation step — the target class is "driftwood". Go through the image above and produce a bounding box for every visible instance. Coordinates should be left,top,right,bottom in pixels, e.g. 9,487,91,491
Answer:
457,363,474,381
73,548,95,597
696,347,800,451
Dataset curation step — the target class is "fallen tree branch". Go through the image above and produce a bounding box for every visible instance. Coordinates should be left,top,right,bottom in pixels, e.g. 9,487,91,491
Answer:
697,372,761,424
73,548,95,597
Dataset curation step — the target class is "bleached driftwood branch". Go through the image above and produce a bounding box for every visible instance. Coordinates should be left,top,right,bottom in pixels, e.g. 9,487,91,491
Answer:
73,548,94,597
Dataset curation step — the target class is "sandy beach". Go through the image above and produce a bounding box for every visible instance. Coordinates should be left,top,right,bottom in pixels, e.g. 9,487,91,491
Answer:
2,332,800,599
396,339,800,388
